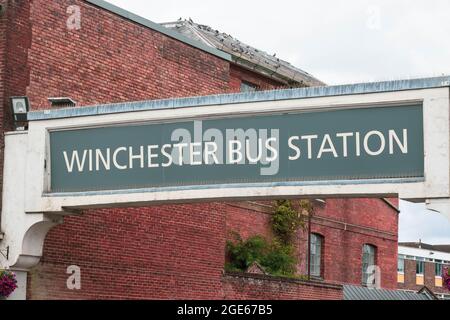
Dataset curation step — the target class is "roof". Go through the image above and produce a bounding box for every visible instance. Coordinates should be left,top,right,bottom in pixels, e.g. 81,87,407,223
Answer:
161,19,325,87
399,244,450,263
27,75,450,121
435,245,450,253
84,0,231,61
400,242,450,254
343,285,437,300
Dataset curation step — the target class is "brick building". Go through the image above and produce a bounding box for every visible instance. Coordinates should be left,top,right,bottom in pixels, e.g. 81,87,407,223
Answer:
0,0,399,300
397,242,450,300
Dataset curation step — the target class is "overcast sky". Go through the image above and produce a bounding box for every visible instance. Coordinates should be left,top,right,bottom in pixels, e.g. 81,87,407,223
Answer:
400,201,450,244
106,0,450,244
108,0,450,85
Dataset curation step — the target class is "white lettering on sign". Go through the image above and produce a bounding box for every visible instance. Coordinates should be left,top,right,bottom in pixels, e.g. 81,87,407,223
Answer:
336,133,354,158
364,131,386,156
63,149,88,173
317,134,338,159
62,127,408,176
287,129,408,161
389,129,408,154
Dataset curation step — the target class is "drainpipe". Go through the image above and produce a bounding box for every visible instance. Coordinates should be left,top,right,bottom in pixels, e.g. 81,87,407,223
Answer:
307,212,311,281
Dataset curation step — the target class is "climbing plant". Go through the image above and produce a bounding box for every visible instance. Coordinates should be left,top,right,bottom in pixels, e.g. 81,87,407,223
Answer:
271,200,308,245
225,200,313,277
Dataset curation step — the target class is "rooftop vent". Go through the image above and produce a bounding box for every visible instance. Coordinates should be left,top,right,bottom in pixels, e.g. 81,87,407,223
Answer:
48,97,76,108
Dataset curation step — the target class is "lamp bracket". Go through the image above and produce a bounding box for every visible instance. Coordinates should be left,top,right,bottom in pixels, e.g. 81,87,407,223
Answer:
0,246,9,260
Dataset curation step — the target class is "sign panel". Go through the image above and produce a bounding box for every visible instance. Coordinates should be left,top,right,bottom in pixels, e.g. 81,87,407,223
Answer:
49,104,424,193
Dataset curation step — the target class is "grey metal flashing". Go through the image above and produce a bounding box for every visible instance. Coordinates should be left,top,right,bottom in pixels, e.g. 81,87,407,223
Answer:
43,177,423,198
28,76,450,121
84,0,231,61
382,198,401,213
232,56,301,85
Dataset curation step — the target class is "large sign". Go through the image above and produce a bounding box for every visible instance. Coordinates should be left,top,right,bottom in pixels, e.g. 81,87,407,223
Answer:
49,104,424,193
2,77,449,296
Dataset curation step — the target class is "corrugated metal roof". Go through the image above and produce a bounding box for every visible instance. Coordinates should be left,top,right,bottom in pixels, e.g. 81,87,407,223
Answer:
161,19,324,87
344,285,435,300
400,242,450,254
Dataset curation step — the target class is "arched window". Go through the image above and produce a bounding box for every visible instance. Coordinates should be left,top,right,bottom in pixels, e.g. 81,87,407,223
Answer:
362,244,377,286
310,233,324,278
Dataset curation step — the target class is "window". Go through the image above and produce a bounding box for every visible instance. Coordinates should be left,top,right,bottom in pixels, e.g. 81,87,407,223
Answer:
398,257,405,273
435,263,443,277
416,261,424,275
362,244,377,286
310,234,323,277
240,81,258,92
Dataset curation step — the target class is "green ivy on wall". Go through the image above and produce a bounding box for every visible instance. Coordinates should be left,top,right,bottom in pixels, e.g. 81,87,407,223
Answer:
225,200,312,277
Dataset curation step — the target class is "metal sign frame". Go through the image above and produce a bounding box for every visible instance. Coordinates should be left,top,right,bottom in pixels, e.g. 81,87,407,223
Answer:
15,77,449,213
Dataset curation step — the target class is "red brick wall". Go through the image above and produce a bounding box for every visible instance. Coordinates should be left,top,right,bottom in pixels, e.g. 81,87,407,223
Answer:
307,198,399,289
0,0,33,218
224,199,399,290
2,0,32,104
0,0,6,217
24,0,230,109
0,0,6,118
222,273,343,300
229,65,283,92
225,202,273,240
29,203,229,300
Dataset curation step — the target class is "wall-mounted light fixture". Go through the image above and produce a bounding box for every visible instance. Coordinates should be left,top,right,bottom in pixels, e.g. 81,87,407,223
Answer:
0,245,9,260
10,96,30,123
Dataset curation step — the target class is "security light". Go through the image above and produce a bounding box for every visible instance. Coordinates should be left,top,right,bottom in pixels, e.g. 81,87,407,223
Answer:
10,96,30,122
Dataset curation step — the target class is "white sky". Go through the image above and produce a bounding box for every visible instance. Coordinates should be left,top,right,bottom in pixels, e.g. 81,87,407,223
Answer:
106,0,450,244
107,0,450,85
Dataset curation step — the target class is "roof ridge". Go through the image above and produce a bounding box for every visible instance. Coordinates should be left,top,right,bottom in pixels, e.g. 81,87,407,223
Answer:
161,18,325,86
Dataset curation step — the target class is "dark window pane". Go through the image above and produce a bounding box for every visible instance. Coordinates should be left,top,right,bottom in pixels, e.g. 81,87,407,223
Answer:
362,244,376,285
435,263,443,277
398,258,405,273
416,261,424,275
310,234,323,277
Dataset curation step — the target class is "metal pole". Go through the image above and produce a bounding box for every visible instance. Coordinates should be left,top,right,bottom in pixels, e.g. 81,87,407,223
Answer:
307,212,311,281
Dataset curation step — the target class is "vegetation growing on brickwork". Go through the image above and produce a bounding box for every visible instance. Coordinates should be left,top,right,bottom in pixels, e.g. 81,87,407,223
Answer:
271,200,308,245
225,200,312,277
225,233,297,276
